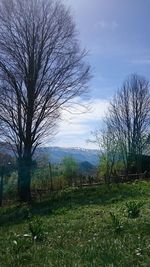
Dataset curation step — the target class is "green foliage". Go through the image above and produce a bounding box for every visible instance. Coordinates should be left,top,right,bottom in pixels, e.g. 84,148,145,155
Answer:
9,234,33,267
110,212,123,233
0,181,150,266
62,156,78,186
98,155,107,177
4,171,18,198
29,216,46,241
125,201,143,219
99,154,124,183
31,167,50,190
12,234,32,253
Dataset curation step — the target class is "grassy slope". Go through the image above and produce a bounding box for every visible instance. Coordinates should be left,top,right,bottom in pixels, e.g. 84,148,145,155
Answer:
0,181,150,267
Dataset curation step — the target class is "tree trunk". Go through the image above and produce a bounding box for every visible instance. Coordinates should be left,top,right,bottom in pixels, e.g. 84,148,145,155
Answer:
0,166,4,207
18,156,32,202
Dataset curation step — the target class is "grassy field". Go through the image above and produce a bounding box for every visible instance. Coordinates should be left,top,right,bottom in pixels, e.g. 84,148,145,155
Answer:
0,180,150,267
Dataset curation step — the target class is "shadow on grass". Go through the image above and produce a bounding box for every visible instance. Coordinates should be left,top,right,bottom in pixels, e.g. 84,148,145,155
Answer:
0,181,148,227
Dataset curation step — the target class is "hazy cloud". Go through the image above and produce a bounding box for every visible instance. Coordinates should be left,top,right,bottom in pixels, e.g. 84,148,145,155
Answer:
95,20,119,31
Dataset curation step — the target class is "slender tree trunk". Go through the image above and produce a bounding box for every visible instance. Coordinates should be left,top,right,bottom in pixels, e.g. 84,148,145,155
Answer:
18,154,32,202
0,166,4,207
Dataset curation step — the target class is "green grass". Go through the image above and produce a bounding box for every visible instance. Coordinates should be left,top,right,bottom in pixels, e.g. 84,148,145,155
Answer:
0,180,150,266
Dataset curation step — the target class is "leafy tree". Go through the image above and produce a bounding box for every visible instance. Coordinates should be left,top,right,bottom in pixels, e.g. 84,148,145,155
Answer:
62,156,78,186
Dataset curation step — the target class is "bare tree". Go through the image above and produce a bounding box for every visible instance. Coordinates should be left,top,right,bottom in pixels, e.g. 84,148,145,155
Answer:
107,74,150,174
0,0,90,201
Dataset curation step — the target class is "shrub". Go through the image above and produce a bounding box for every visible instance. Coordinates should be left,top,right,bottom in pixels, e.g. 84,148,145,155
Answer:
125,201,143,219
110,212,123,233
29,217,46,242
12,234,31,253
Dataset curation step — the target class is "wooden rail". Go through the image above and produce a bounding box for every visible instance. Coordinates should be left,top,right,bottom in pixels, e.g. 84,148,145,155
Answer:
31,171,149,200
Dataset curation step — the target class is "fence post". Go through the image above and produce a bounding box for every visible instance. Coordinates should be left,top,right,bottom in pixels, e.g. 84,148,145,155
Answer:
49,162,53,191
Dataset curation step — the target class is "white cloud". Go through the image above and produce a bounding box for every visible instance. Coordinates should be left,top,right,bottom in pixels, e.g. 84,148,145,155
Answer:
52,98,109,148
59,98,109,132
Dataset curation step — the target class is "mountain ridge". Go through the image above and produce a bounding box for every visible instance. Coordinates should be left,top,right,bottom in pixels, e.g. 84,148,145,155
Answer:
0,143,100,166
35,146,99,165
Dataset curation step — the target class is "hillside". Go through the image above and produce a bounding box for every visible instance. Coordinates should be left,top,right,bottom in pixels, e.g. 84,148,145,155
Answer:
0,180,150,266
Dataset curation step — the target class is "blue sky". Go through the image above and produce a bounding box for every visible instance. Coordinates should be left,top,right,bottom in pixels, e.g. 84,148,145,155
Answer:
51,0,150,149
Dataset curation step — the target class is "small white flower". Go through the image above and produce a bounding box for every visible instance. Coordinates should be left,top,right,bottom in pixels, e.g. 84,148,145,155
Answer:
23,234,31,237
13,240,17,245
135,248,142,256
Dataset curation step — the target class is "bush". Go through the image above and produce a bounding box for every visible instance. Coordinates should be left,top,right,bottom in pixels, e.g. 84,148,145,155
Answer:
110,212,123,233
29,217,46,242
12,234,32,253
125,201,143,219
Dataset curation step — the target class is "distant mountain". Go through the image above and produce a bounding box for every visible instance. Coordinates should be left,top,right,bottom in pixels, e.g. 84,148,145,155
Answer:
78,161,96,174
0,143,100,166
35,146,99,165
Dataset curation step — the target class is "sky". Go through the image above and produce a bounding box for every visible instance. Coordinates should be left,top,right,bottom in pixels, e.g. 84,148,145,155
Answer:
51,0,150,149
